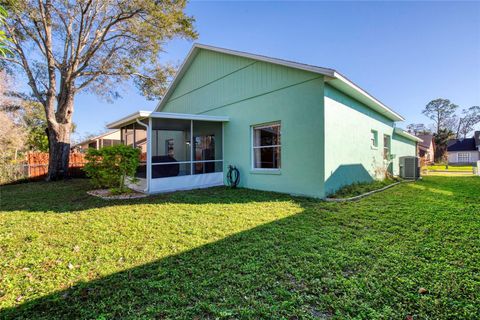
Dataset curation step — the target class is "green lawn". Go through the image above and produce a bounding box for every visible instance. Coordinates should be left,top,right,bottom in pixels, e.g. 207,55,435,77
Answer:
426,164,475,172
0,177,479,319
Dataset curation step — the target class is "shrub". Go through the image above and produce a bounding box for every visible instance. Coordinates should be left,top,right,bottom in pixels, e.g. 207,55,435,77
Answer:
83,145,140,193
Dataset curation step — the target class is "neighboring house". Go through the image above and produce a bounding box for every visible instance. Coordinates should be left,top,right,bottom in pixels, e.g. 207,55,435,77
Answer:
416,134,435,164
72,130,122,153
447,131,480,164
107,44,421,198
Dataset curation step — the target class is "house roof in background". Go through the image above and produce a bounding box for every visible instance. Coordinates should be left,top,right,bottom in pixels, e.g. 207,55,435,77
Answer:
155,43,406,122
447,138,477,152
416,134,434,149
474,131,480,147
73,130,120,147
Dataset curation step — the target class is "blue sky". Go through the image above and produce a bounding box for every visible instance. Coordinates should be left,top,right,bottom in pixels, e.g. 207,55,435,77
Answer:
73,1,480,140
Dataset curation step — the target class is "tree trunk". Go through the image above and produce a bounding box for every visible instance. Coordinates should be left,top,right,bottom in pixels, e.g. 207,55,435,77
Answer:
45,80,75,181
46,121,72,181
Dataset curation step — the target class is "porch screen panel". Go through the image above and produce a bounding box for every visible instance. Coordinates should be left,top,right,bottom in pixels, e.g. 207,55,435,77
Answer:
151,118,191,178
120,123,147,179
192,121,223,174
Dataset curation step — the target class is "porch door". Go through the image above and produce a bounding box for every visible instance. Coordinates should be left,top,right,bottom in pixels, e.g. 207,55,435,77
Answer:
194,135,215,174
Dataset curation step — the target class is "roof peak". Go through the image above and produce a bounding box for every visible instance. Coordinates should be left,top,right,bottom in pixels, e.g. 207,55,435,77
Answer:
155,43,406,122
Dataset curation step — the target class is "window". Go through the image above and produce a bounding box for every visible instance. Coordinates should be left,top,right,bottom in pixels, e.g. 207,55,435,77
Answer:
458,153,470,163
371,130,378,148
252,122,281,169
383,134,391,160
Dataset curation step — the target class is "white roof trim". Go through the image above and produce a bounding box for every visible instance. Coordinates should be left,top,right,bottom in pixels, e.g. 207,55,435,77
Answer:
155,43,405,122
394,128,423,143
73,129,120,147
107,111,229,129
329,72,405,121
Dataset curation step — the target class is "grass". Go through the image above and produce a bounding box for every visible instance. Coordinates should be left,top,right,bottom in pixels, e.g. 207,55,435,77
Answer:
427,164,475,172
328,178,400,199
1,177,479,319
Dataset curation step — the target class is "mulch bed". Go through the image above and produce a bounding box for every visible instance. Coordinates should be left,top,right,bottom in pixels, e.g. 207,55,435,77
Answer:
87,189,147,200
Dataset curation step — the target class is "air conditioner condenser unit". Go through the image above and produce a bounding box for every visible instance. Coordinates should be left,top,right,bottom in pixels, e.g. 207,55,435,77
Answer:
399,156,420,180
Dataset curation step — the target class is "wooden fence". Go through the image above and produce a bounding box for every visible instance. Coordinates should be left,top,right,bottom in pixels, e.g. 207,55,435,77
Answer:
27,152,88,179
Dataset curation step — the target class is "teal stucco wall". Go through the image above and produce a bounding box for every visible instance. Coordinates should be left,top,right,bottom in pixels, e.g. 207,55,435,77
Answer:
391,133,417,173
161,49,326,198
159,49,417,198
323,84,415,195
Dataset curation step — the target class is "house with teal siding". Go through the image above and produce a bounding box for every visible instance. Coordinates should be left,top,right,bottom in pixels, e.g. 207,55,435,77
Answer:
107,44,421,198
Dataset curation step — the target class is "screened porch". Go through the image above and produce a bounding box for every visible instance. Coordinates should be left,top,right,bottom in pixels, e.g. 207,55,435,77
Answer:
107,111,229,194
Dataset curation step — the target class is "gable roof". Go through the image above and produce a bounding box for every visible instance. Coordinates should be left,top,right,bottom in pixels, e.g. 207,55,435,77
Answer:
155,43,405,122
447,138,477,152
416,134,434,149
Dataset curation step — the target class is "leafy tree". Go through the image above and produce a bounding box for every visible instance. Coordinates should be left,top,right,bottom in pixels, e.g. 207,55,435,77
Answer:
422,99,459,135
1,0,196,180
434,128,455,163
422,99,460,162
23,101,49,151
455,106,480,139
0,5,12,57
0,71,49,151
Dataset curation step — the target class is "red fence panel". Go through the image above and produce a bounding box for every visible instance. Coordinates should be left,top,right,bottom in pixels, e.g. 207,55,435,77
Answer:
27,152,88,179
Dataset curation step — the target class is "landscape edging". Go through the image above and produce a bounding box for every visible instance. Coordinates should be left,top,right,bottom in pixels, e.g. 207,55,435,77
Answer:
325,180,414,202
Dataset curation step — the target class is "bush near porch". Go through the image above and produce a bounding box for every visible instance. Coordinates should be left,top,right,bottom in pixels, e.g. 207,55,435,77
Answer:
83,145,140,193
0,176,479,319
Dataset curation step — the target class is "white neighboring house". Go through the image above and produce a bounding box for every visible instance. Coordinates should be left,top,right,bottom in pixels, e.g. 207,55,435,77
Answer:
72,130,122,153
447,131,480,164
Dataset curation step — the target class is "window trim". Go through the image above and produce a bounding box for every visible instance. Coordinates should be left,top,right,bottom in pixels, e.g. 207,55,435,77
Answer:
251,121,282,172
457,152,470,163
371,130,378,149
383,134,391,160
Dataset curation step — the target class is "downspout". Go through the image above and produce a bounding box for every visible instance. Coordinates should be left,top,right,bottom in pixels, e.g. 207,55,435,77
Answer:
136,119,150,194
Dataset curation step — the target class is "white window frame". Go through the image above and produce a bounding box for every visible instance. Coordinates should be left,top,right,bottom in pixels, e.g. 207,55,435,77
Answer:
457,152,470,163
371,130,378,149
251,122,281,171
383,134,391,160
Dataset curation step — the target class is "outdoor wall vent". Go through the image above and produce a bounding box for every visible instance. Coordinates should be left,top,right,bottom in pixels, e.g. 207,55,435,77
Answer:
399,156,420,180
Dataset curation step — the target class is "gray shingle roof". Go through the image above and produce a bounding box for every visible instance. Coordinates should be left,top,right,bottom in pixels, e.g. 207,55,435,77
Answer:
447,138,477,151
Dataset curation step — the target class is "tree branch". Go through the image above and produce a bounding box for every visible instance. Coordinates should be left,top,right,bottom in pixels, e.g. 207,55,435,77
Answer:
4,23,46,106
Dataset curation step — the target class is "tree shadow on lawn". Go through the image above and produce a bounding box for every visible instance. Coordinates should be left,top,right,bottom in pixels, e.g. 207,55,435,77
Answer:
1,177,479,319
0,206,417,319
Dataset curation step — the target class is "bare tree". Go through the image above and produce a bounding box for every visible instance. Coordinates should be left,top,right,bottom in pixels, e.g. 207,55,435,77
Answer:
406,123,430,135
1,0,196,180
455,106,480,138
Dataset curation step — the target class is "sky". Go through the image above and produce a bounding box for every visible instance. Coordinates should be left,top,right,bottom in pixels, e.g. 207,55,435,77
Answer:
73,1,480,141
